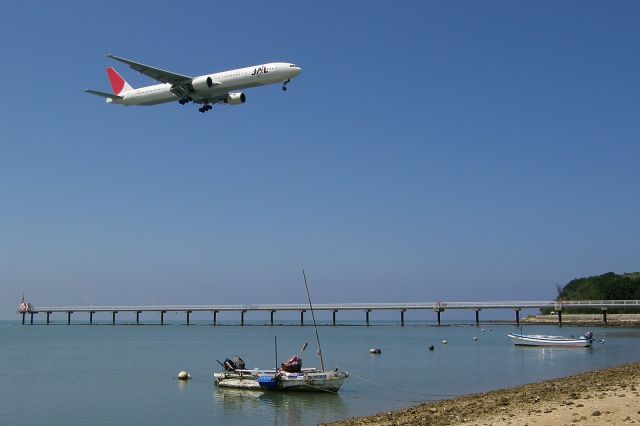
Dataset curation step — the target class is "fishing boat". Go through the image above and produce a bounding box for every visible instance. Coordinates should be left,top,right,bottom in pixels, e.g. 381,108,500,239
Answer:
214,270,350,393
508,331,596,347
215,366,349,392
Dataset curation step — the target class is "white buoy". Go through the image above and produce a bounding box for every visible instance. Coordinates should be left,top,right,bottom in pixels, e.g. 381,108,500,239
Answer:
473,336,478,341
369,348,382,354
442,339,447,344
178,371,191,380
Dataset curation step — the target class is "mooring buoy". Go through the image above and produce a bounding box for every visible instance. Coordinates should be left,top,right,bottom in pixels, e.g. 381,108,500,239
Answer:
369,348,382,354
178,371,191,380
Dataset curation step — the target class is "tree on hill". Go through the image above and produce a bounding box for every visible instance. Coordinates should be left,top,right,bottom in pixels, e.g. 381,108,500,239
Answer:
541,272,640,314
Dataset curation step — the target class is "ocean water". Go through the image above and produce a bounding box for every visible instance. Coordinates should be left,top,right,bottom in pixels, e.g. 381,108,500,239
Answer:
2,320,640,426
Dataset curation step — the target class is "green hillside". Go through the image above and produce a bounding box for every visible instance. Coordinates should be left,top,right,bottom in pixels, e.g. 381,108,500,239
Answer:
542,272,640,314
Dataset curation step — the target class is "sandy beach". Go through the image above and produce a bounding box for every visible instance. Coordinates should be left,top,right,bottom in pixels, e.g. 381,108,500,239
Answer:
325,362,640,426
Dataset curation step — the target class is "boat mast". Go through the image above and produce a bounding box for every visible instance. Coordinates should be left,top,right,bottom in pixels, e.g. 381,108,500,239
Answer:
303,269,325,371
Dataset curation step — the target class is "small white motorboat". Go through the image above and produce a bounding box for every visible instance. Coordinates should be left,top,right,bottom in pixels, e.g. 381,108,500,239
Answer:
508,331,596,347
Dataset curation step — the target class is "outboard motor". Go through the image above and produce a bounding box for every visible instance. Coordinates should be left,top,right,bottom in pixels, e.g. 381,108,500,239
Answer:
232,356,245,370
584,331,593,340
223,358,237,371
223,356,246,371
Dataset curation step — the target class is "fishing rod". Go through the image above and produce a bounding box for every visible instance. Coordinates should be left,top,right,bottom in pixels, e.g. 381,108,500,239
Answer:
303,269,325,371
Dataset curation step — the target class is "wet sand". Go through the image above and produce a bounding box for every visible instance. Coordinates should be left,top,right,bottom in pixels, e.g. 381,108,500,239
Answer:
325,362,640,426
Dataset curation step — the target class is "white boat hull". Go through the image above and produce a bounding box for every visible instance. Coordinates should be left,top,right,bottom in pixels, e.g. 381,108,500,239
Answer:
272,371,348,392
508,333,592,347
214,370,272,389
214,369,349,392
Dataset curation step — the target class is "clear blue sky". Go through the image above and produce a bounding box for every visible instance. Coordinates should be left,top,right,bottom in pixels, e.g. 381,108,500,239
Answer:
1,1,638,319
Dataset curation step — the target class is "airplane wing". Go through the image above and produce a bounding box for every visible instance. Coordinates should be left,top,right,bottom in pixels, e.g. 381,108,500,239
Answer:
106,54,193,85
84,89,123,100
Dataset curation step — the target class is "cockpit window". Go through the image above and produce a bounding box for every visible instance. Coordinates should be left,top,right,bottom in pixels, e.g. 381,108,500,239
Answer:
290,64,297,67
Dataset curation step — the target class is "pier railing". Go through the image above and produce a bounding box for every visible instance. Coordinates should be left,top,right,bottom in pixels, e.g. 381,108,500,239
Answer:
25,300,640,312
17,300,640,326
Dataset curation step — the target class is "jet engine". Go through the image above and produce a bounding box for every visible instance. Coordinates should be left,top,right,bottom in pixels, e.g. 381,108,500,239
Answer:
190,75,215,91
225,92,246,105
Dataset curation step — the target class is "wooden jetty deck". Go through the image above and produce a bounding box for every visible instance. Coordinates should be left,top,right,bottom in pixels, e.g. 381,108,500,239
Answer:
17,300,640,326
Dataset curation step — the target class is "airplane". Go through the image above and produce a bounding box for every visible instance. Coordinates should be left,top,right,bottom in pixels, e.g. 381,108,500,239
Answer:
85,54,302,113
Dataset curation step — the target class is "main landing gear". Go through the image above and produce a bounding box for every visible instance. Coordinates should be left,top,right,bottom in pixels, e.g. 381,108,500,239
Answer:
178,96,193,105
198,104,212,113
282,79,291,91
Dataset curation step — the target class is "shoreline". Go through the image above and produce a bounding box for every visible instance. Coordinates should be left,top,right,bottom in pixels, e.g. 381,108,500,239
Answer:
325,362,640,425
519,313,640,327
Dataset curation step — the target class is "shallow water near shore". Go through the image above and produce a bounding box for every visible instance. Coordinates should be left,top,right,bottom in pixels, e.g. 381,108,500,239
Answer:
2,320,640,426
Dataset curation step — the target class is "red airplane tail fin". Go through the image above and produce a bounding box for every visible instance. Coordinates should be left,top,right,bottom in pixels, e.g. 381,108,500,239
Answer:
106,67,134,95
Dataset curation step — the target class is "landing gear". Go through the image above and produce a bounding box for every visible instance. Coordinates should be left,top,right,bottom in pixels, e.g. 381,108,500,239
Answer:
178,96,193,105
282,79,290,91
198,104,213,113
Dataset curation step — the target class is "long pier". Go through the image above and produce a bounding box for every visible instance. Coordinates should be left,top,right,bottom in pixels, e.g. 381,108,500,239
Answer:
17,300,640,326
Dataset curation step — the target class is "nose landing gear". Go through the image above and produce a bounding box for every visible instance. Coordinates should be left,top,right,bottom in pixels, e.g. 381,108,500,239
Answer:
282,79,291,91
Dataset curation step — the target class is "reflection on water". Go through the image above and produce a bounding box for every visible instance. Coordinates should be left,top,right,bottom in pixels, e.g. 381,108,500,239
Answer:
214,386,348,426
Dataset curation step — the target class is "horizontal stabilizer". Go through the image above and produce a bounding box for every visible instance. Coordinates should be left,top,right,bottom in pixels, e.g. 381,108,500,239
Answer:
84,89,123,100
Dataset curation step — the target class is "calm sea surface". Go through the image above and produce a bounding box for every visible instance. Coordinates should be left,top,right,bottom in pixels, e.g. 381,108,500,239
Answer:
2,320,640,426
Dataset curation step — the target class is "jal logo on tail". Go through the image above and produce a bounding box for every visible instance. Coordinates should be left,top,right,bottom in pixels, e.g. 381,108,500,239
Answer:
251,65,269,76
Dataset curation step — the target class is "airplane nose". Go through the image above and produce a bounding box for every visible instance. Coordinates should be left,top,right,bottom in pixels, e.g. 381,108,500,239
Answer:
293,66,302,76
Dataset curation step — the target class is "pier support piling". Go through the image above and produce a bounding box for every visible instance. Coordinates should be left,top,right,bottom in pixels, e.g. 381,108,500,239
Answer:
400,309,405,327
601,308,607,325
241,310,246,326
112,311,117,325
366,310,371,326
136,311,141,325
300,310,305,326
332,310,337,326
67,311,72,325
515,309,521,327
30,312,34,325
186,311,191,326
161,311,165,325
46,311,51,325
89,311,94,325
475,309,481,327
436,309,442,326
213,310,218,326
270,310,275,326
557,310,563,327
22,312,25,325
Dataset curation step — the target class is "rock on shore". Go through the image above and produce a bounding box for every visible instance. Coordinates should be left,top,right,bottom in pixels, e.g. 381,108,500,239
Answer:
324,362,640,426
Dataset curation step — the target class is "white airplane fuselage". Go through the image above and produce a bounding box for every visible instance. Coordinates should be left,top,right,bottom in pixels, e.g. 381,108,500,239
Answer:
109,62,300,106
86,55,301,113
